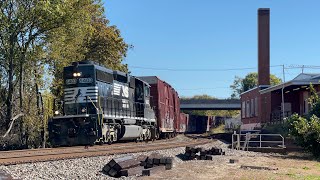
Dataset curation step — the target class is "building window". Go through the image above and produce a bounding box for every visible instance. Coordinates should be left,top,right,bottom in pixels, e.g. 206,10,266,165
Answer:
255,97,258,116
246,100,250,118
250,99,254,117
242,101,245,118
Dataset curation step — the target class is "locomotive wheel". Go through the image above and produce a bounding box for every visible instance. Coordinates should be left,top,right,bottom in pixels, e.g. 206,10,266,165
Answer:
97,139,103,145
107,136,112,145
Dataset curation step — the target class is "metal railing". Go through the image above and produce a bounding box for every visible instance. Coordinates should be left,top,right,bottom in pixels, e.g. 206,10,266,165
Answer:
232,133,285,150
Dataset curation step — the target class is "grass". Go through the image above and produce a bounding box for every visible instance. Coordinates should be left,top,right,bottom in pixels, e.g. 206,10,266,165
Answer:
210,124,225,134
304,175,320,180
286,172,297,179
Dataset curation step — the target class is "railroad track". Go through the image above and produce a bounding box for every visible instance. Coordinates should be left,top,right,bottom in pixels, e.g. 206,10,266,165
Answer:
0,138,211,165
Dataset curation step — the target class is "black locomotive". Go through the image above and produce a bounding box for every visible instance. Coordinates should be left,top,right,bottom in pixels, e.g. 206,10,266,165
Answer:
48,61,157,146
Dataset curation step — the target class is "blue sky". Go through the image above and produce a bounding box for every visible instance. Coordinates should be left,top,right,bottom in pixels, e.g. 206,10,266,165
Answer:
103,0,320,98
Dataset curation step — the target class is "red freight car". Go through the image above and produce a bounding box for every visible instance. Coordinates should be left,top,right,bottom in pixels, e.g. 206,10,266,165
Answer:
138,76,179,138
187,115,210,134
173,90,180,133
177,113,189,133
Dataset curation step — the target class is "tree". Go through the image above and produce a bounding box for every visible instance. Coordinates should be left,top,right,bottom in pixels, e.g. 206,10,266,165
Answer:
0,0,130,149
230,72,282,98
83,16,131,72
48,1,131,98
0,0,77,130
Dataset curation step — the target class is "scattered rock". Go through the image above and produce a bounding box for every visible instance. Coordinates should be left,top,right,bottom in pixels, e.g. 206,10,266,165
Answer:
229,159,239,163
0,137,280,180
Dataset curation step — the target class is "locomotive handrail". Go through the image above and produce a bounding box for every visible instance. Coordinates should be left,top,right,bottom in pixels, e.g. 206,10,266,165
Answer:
86,95,102,125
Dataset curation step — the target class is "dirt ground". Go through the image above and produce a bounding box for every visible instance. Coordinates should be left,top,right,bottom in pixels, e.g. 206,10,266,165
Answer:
140,152,320,180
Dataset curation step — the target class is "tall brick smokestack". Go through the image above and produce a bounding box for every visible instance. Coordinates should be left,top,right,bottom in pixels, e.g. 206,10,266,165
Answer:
258,8,270,86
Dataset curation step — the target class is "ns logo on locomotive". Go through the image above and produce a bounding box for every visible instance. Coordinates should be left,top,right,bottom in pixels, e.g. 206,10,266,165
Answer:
48,61,157,146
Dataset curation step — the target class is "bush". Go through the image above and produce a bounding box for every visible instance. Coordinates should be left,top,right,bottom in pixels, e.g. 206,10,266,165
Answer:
309,100,320,119
287,113,320,157
262,123,289,137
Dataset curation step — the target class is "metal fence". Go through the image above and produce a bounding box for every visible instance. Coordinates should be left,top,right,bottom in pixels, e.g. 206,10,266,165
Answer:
232,133,285,150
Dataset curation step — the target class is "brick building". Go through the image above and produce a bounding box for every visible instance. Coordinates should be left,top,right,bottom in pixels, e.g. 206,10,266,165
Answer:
240,8,320,130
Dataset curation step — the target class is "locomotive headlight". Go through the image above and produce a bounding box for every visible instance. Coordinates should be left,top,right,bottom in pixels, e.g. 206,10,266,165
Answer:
54,110,59,115
81,108,87,113
73,72,81,77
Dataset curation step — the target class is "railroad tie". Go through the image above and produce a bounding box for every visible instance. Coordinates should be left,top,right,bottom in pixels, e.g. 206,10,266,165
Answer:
184,146,225,160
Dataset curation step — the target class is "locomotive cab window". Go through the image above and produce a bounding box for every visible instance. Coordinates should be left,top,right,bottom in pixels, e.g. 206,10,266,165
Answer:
96,70,113,83
113,71,128,83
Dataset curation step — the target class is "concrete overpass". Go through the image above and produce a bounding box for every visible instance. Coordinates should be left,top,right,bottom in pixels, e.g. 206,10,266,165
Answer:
180,99,241,110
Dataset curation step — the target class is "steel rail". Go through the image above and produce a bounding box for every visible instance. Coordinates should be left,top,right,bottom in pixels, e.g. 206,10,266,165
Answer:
0,138,180,159
0,139,211,165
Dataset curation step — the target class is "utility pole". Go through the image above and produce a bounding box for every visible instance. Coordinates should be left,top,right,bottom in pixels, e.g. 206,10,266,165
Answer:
281,65,286,121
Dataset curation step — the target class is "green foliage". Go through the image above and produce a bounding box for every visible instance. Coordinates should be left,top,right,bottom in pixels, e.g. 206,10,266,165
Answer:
308,84,320,118
287,83,320,157
48,0,130,98
262,123,289,137
83,16,131,72
0,0,129,149
302,166,310,170
182,94,217,100
230,72,282,98
210,124,225,134
287,113,320,157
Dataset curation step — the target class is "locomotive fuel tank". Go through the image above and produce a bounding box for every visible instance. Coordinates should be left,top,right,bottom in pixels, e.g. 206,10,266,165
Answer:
118,125,143,141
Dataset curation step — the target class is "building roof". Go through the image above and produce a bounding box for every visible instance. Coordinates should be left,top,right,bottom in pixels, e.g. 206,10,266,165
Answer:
260,73,320,94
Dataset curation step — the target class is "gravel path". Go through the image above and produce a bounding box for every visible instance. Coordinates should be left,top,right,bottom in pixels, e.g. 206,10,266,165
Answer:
0,137,279,180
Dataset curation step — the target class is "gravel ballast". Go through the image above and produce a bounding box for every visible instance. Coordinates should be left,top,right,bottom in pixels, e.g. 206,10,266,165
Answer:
0,137,280,180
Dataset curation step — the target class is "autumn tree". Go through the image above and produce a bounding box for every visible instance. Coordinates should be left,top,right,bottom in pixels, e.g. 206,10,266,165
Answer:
48,1,130,98
0,0,130,149
230,72,282,98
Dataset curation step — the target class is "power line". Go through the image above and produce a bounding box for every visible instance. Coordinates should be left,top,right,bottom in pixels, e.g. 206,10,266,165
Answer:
129,65,283,72
129,64,320,72
133,64,319,95
285,65,320,69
